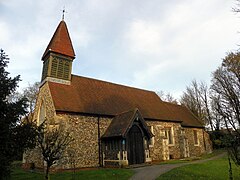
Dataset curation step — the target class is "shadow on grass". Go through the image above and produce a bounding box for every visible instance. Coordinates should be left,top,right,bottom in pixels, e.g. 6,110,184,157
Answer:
11,162,134,180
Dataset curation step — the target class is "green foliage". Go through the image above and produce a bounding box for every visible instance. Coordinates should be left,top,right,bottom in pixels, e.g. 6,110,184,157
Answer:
0,49,38,179
158,156,240,180
209,131,225,149
213,139,222,148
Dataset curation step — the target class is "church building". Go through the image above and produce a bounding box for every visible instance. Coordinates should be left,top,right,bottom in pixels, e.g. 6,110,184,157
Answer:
24,19,212,169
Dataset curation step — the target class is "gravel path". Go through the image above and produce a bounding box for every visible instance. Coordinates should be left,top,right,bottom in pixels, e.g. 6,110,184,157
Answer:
130,153,226,180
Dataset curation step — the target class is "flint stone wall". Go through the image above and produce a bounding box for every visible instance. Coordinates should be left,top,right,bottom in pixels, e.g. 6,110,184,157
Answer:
146,121,182,161
33,82,56,124
53,114,112,169
146,121,212,162
184,128,209,157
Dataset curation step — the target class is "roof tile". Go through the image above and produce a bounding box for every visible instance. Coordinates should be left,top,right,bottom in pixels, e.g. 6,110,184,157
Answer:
42,20,75,60
48,75,204,128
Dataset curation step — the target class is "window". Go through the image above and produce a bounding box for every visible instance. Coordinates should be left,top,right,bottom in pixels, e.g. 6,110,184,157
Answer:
180,128,185,135
164,127,174,145
193,130,199,145
38,101,46,125
148,126,154,147
51,58,58,77
51,57,70,80
122,139,126,150
41,59,49,81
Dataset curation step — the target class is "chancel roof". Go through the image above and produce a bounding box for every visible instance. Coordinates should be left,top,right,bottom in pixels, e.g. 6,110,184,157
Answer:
48,75,204,128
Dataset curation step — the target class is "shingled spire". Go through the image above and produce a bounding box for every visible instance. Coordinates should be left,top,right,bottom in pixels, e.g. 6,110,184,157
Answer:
42,20,75,60
41,20,75,85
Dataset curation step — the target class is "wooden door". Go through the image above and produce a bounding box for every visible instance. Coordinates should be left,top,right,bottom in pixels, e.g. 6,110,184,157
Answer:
127,125,144,165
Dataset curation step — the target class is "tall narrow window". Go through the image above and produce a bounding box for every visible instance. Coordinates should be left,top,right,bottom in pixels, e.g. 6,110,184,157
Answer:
41,59,49,81
164,127,174,145
38,102,46,125
63,61,70,80
58,59,64,78
193,130,199,145
51,58,58,77
148,126,154,147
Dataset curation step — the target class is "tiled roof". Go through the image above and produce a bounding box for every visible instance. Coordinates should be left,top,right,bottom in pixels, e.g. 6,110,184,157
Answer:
42,20,75,60
102,108,153,138
48,75,204,128
163,102,203,128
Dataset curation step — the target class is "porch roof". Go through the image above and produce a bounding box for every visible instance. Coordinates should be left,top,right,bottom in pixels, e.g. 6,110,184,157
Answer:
101,108,153,139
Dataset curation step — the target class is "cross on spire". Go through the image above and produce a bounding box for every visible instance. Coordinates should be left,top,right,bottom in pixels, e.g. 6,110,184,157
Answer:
62,7,67,20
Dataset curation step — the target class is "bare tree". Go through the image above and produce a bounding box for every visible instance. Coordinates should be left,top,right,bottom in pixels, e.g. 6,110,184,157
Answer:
211,52,240,132
7,82,39,122
156,90,178,104
210,95,224,131
211,51,240,167
232,0,240,13
180,80,213,129
37,122,74,180
23,82,39,115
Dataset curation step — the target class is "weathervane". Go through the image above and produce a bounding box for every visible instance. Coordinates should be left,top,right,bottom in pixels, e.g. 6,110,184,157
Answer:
62,6,67,20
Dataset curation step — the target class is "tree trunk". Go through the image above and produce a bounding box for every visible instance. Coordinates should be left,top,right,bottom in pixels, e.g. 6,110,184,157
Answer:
45,164,50,180
228,152,233,180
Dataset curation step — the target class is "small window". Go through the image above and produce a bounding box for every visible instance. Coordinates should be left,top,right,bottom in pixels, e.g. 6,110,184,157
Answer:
148,126,154,147
122,139,126,150
164,127,174,145
42,59,49,81
193,130,199,145
38,101,46,125
144,138,147,149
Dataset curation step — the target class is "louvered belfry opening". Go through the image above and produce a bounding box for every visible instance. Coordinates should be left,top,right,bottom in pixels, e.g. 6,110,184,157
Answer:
50,56,70,80
40,20,75,83
41,59,49,81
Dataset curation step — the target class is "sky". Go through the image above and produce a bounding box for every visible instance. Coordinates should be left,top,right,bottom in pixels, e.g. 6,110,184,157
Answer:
0,0,240,99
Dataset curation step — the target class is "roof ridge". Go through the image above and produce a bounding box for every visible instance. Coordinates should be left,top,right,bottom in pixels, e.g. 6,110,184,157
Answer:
163,101,184,108
71,74,156,94
114,108,138,116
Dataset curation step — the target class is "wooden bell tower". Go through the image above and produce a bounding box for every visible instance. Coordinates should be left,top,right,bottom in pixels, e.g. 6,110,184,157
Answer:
41,20,75,85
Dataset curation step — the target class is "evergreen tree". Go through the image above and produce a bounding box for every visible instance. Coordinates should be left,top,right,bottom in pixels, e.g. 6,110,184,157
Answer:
0,49,28,178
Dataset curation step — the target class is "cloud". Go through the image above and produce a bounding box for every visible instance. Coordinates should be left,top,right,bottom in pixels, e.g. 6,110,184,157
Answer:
125,19,163,55
0,0,239,99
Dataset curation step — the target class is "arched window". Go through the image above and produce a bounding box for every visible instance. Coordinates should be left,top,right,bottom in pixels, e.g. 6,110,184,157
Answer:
38,101,46,125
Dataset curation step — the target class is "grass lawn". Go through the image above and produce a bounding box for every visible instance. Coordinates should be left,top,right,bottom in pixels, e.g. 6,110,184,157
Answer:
11,163,134,180
158,155,240,180
11,149,231,180
158,149,225,165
